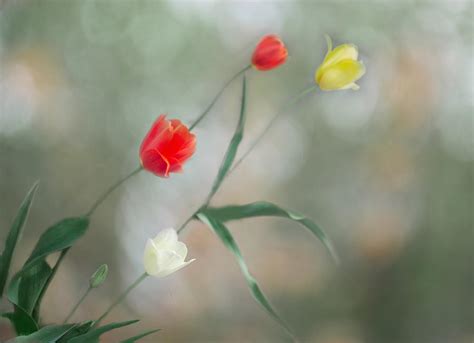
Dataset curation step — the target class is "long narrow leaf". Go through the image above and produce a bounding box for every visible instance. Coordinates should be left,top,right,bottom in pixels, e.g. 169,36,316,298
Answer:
196,212,296,340
2,306,38,336
22,217,89,272
202,201,339,264
57,321,94,342
18,260,52,315
120,329,161,343
69,319,139,343
0,182,39,296
13,323,77,342
208,74,247,199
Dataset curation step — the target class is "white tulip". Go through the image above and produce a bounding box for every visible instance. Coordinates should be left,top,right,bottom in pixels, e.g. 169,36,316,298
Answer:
143,228,195,277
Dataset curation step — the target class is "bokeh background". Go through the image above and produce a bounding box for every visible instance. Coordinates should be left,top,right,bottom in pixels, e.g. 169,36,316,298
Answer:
0,0,473,342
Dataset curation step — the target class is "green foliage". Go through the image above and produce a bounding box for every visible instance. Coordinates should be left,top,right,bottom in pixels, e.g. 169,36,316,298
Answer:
89,264,108,288
202,201,339,263
5,217,90,333
2,306,38,336
0,182,39,296
57,321,94,342
22,217,89,272
207,74,247,200
196,212,296,340
13,324,76,342
68,320,139,343
120,329,161,342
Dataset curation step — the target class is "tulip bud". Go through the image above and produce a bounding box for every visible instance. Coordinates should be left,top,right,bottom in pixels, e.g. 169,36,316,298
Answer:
315,35,366,91
139,115,196,178
251,34,288,71
143,228,195,277
89,264,108,288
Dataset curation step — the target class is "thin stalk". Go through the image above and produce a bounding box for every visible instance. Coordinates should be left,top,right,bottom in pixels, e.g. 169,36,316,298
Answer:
177,84,317,236
228,84,317,176
94,272,148,326
85,166,143,217
63,286,92,323
189,64,252,130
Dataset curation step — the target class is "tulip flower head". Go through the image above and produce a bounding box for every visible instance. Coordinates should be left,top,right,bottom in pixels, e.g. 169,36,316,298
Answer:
139,115,196,177
251,34,288,71
143,228,195,277
315,35,366,91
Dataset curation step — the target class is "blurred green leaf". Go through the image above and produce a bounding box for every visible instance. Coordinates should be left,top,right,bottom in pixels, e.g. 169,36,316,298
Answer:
7,217,89,324
57,321,94,342
17,260,52,315
13,323,76,342
68,319,139,343
22,217,89,272
120,329,161,343
202,201,339,264
207,74,247,200
89,264,108,288
2,305,38,336
196,212,296,340
0,181,39,297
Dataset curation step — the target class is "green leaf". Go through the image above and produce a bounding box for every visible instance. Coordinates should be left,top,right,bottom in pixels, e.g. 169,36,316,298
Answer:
202,201,339,264
0,182,39,296
57,321,94,342
89,264,108,288
120,329,161,343
207,74,247,200
7,217,89,323
17,260,52,315
13,323,76,342
68,320,139,343
196,212,296,340
22,217,89,272
2,305,38,336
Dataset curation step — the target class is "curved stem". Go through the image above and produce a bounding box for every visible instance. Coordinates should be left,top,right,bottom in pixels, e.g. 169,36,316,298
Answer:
189,64,252,130
95,272,148,326
177,84,317,236
85,166,143,217
228,84,317,176
63,286,92,324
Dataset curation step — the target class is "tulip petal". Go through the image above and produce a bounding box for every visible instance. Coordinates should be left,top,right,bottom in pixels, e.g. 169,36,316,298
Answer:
152,228,178,250
143,239,160,275
318,59,365,91
152,258,195,278
323,44,358,67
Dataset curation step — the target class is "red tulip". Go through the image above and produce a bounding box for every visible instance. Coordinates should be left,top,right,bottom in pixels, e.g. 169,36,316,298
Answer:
139,115,196,177
251,34,288,71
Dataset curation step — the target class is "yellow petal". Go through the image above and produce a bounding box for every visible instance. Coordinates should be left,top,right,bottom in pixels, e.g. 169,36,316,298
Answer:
323,44,358,67
317,59,366,91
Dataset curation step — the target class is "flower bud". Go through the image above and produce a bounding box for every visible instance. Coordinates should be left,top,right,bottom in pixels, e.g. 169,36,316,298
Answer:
143,228,195,277
315,35,366,91
89,264,108,288
251,34,288,71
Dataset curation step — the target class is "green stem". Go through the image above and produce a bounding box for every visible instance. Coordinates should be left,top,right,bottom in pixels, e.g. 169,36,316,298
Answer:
228,84,317,176
177,84,317,236
95,272,148,326
63,286,92,324
85,166,143,217
189,64,252,130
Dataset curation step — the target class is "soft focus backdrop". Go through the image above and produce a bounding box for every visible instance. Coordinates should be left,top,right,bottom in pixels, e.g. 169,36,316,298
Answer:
0,1,472,342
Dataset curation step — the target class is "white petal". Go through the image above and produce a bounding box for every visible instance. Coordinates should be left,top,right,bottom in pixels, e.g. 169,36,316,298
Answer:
152,227,178,250
173,241,188,259
152,259,196,278
143,239,160,275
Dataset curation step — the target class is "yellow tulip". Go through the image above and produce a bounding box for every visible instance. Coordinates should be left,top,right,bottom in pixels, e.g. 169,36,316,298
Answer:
315,35,366,91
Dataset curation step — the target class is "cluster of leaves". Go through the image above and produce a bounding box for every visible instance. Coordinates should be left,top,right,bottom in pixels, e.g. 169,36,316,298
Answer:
0,189,158,340
0,76,337,342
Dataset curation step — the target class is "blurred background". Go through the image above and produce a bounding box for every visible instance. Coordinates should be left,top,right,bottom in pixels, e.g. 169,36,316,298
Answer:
0,0,472,342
